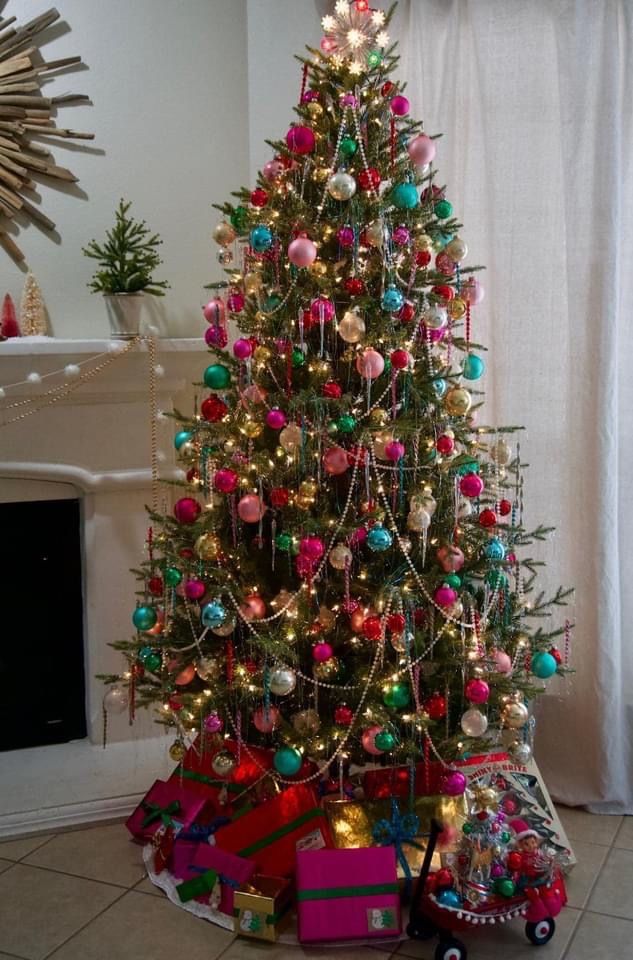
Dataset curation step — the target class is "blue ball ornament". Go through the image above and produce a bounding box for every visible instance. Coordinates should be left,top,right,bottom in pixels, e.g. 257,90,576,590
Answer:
432,378,447,398
273,746,303,776
532,651,558,679
139,645,154,662
437,888,462,909
174,430,193,450
381,284,404,312
391,182,419,209
201,601,227,629
463,353,485,380
132,605,157,631
249,225,273,252
367,525,393,552
484,538,506,560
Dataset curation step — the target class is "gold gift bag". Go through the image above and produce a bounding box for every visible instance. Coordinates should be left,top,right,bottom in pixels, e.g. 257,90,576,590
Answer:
234,875,293,941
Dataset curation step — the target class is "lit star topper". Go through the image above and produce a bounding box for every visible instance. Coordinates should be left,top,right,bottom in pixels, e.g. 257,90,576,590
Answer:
320,1,389,74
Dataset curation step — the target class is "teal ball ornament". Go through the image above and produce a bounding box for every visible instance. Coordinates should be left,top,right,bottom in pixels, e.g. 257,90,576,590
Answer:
391,182,419,209
383,683,410,709
532,651,558,679
432,378,447,398
437,889,462,908
485,538,506,560
337,414,356,434
367,525,393,552
204,364,231,390
263,294,282,312
139,645,154,662
374,730,396,751
382,285,404,312
174,430,193,450
463,353,485,380
133,605,157,631
434,199,453,219
273,746,303,776
201,601,227,629
249,225,273,252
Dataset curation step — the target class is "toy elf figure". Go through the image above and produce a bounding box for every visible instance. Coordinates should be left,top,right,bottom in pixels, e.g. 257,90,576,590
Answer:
509,818,553,886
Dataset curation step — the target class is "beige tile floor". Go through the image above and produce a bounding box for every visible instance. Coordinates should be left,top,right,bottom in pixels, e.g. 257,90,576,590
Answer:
0,808,630,960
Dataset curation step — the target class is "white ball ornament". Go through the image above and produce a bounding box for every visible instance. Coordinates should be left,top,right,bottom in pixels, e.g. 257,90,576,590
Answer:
338,309,366,343
461,708,488,737
103,685,129,715
328,171,357,201
329,543,353,570
407,508,431,532
269,667,297,696
280,423,303,452
423,305,448,330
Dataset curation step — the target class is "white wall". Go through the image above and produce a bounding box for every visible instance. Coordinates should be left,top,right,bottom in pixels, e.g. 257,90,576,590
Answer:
0,0,249,339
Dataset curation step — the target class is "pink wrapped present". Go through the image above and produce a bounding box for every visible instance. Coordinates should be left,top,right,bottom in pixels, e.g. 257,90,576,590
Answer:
170,840,200,881
191,844,256,915
125,779,207,843
296,846,401,943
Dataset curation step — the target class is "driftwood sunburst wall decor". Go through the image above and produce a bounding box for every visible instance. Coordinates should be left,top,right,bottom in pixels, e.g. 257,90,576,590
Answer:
0,5,93,263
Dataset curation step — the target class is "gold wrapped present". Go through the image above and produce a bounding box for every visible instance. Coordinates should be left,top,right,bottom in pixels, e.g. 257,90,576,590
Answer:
323,795,468,881
234,875,293,941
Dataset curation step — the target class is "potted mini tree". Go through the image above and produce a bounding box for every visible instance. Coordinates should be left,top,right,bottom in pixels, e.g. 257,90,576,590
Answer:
83,199,169,338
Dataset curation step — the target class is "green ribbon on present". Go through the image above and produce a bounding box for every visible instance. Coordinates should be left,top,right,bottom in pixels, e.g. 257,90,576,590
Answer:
179,770,243,794
238,807,326,858
176,868,218,903
297,881,399,902
141,799,180,829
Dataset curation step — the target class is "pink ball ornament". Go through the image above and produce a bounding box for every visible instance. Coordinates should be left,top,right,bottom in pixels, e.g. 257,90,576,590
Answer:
233,338,253,360
462,277,485,305
174,498,201,524
465,678,490,704
240,594,266,620
263,159,284,181
341,93,358,107
434,585,458,607
253,705,280,733
237,494,265,523
390,348,411,369
435,251,457,276
362,724,386,756
459,472,484,498
385,440,405,461
407,133,436,167
436,545,465,573
242,384,267,404
490,863,505,879
310,296,335,323
175,664,196,686
441,769,468,796
203,297,225,324
286,125,315,155
392,225,410,246
320,36,338,54
492,649,513,674
204,712,224,733
350,526,367,546
390,95,410,116
288,236,317,268
337,226,355,247
323,445,350,476
227,291,245,313
184,579,206,600
204,324,227,348
296,554,316,579
313,642,333,662
300,535,325,561
356,348,385,380
266,408,287,430
213,469,239,494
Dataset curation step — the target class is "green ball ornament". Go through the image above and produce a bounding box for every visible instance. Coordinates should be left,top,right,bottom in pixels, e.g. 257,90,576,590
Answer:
144,652,162,673
445,573,462,589
339,137,358,158
275,532,292,552
366,49,383,68
382,358,392,376
486,569,508,589
532,651,558,679
327,422,339,436
463,354,485,381
494,877,516,898
374,730,396,751
500,831,511,844
337,414,356,434
230,206,248,231
434,199,453,219
457,459,479,476
383,683,410,709
462,822,474,835
132,605,157,631
263,294,282,312
273,746,303,776
164,567,182,587
204,364,231,390
292,348,306,368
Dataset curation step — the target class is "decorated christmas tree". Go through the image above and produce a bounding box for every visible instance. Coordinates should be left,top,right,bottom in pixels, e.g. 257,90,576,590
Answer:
104,1,571,799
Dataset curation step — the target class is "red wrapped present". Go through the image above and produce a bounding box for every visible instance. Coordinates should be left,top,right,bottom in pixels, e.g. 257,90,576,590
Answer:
190,844,256,915
214,783,332,877
152,825,175,874
296,846,401,943
125,779,207,843
363,761,445,799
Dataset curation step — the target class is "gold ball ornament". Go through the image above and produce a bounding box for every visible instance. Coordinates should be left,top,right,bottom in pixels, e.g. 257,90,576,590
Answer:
413,233,433,252
307,101,323,118
296,494,313,510
365,220,384,248
313,166,331,183
472,785,499,811
253,345,272,364
444,387,472,416
196,657,222,681
195,533,221,560
240,419,264,439
212,616,236,637
448,297,466,320
374,430,395,460
211,749,237,778
292,708,321,735
299,480,318,498
244,272,263,296
280,423,303,452
370,407,389,427
501,699,529,729
313,656,340,680
310,261,328,277
490,439,513,465
445,237,468,262
169,740,187,762
212,221,236,247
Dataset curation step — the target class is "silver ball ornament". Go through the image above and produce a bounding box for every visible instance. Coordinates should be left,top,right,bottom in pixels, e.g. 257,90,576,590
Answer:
460,707,489,737
217,248,234,265
407,508,431,532
328,171,357,201
211,750,237,778
338,309,366,343
329,543,353,570
196,657,222,681
103,685,129,715
509,739,533,763
502,700,529,729
269,667,297,696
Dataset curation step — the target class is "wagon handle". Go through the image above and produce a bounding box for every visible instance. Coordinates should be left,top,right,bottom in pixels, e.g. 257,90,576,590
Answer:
410,818,443,915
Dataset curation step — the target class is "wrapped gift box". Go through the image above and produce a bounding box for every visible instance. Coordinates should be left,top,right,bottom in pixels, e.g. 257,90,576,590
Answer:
234,875,293,941
190,844,256,915
214,783,332,877
152,826,175,874
125,779,207,843
170,737,273,813
363,761,445,799
296,847,401,943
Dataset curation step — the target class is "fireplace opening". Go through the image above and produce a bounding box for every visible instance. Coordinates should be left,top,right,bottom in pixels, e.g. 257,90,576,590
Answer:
0,497,87,751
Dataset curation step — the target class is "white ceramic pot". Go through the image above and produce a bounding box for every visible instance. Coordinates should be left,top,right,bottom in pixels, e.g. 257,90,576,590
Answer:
104,292,144,339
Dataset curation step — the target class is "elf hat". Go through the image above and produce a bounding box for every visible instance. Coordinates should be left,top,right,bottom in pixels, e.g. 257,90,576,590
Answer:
509,818,539,841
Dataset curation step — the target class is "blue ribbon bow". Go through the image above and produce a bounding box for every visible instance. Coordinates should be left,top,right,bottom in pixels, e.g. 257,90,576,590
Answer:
177,816,231,842
372,798,424,897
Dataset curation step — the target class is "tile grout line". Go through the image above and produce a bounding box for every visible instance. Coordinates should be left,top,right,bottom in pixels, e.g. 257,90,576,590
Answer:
561,837,620,960
40,887,131,960
4,857,145,891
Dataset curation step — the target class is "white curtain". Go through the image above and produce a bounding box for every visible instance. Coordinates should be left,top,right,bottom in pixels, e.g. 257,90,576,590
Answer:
394,0,633,811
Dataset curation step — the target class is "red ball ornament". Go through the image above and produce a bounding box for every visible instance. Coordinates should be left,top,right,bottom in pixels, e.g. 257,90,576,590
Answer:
174,498,201,524
381,81,394,97
358,167,381,191
179,547,194,559
186,467,199,484
168,696,183,712
322,380,342,399
435,868,453,888
250,187,268,207
334,704,353,726
201,396,228,422
479,508,498,528
507,851,523,872
270,487,289,508
398,301,415,322
363,615,383,640
425,693,447,719
148,576,163,597
347,444,367,467
415,249,432,267
465,678,490,703
286,125,315,155
432,284,454,301
390,349,410,370
387,613,406,634
344,276,365,296
436,434,455,455
550,646,562,665
499,499,512,516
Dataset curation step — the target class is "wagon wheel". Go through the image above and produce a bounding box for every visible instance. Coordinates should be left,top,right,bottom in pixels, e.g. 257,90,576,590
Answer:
525,917,556,946
434,935,468,960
